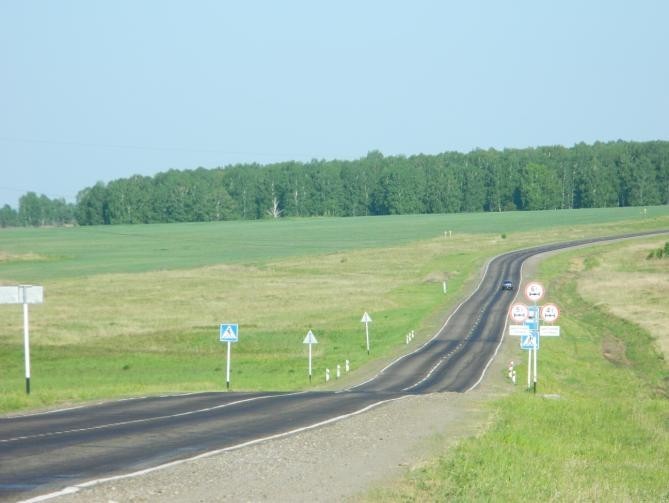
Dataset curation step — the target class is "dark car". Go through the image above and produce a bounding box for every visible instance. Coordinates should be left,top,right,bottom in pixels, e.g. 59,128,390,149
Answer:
502,280,513,291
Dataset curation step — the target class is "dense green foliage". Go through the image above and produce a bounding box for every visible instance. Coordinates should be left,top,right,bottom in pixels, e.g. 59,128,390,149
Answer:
0,193,75,228
3,140,668,227
74,140,669,225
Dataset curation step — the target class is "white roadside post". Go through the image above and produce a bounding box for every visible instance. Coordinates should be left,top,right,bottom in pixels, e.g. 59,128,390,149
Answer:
303,330,318,383
360,312,372,355
219,323,239,391
0,285,44,395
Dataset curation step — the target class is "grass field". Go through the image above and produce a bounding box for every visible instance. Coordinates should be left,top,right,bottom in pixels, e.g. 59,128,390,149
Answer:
367,235,669,501
1,206,667,281
0,206,668,414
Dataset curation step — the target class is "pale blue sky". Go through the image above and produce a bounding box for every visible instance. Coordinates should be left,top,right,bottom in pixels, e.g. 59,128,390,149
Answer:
1,1,667,208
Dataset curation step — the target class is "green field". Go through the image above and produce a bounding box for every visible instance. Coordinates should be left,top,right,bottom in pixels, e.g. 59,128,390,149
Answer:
0,207,668,414
2,206,667,281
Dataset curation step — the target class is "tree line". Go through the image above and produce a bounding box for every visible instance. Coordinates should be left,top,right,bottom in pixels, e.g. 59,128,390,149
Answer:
2,140,668,228
0,192,76,228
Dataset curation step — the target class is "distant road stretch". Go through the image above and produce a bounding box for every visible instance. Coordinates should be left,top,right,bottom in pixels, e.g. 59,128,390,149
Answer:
2,230,666,502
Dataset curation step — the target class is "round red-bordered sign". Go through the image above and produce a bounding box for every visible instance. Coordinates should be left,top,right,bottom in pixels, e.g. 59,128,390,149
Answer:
509,303,529,323
525,282,544,302
540,303,560,323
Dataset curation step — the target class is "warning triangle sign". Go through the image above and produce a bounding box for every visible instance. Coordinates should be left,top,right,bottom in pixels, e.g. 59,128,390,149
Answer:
303,330,318,344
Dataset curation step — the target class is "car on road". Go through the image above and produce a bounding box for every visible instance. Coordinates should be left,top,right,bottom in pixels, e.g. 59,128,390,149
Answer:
501,280,513,291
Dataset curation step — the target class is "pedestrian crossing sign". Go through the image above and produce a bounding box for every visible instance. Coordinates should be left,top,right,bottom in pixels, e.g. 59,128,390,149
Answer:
219,323,239,342
520,333,538,350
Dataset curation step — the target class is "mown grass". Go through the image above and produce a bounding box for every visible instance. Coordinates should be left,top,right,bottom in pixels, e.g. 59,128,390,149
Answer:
367,237,669,502
0,207,668,414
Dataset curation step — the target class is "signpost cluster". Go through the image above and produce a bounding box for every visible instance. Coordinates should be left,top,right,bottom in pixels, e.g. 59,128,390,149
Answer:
508,281,561,393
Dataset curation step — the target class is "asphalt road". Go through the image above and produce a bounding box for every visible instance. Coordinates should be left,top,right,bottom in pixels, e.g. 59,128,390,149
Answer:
1,231,665,502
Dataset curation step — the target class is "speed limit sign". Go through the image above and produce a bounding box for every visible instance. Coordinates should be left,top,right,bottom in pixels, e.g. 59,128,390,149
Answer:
540,303,560,323
525,282,544,302
509,303,529,323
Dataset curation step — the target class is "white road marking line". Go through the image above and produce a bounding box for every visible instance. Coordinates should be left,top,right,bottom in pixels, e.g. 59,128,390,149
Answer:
2,391,219,419
19,395,411,503
1,393,300,444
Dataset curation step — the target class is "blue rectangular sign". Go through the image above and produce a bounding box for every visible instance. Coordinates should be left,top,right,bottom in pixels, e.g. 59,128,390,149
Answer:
520,332,539,350
219,323,239,342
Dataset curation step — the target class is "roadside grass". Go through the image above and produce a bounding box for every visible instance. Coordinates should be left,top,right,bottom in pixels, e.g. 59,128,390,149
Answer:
576,237,669,359
0,234,497,411
367,238,669,502
0,209,667,414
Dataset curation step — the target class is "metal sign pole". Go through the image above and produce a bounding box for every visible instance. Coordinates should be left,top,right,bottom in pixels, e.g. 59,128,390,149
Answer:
226,340,231,390
361,312,372,355
303,330,317,383
533,333,538,394
22,286,31,395
527,347,532,390
308,343,313,383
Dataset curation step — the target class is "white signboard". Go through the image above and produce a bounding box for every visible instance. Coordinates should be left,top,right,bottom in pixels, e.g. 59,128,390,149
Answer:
509,325,530,336
524,282,544,303
540,325,561,337
0,285,44,305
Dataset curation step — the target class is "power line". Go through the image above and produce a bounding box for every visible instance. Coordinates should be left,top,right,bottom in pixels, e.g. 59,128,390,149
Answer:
0,136,356,161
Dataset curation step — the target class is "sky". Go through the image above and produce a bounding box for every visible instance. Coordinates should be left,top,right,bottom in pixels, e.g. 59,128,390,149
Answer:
1,1,668,208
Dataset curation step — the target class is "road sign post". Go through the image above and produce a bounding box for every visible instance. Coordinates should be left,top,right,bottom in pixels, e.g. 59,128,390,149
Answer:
0,285,44,394
219,323,239,390
361,312,372,355
524,285,543,394
508,284,561,394
303,330,318,383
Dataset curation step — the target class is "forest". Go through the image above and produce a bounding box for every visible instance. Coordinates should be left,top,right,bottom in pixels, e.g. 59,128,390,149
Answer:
2,140,668,227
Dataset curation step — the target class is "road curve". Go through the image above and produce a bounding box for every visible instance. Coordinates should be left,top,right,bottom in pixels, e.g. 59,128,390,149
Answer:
1,231,666,501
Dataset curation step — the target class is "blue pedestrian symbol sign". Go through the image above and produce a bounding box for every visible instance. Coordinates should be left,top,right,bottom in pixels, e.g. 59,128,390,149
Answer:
521,333,538,350
219,323,239,343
